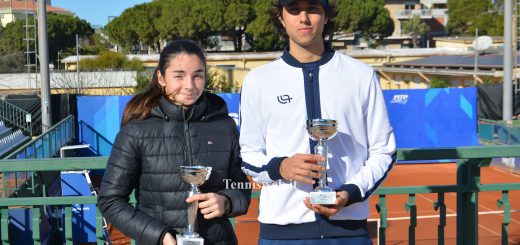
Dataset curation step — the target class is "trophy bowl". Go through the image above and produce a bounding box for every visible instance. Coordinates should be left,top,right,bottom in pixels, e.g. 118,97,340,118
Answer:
178,165,212,244
306,119,337,141
180,165,212,186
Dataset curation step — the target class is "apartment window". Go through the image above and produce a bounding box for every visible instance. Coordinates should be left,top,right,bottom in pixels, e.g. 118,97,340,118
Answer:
404,2,416,10
432,4,447,9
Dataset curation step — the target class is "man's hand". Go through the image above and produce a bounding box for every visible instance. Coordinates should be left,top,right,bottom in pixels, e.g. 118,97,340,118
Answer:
279,154,326,184
162,232,177,245
303,191,349,217
186,193,229,219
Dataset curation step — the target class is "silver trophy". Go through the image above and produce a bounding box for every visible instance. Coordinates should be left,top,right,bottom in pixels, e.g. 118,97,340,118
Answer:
307,119,337,205
177,165,212,245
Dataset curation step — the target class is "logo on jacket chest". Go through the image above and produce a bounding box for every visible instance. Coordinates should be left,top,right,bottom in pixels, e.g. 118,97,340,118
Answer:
277,94,293,104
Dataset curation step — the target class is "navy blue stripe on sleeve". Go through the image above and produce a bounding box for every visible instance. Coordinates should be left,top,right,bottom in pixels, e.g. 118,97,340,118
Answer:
336,151,397,206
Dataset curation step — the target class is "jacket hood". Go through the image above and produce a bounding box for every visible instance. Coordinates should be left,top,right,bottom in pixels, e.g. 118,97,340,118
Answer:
151,92,229,122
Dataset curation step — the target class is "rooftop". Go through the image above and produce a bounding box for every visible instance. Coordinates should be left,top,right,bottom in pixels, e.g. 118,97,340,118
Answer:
0,0,71,14
61,48,474,64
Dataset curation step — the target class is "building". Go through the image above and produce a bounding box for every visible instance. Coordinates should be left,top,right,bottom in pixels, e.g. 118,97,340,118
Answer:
378,53,520,89
385,0,448,48
0,0,72,27
60,48,476,92
332,0,449,50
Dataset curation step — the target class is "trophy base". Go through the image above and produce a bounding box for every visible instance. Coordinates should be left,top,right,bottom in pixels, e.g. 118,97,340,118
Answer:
176,234,204,245
310,191,336,205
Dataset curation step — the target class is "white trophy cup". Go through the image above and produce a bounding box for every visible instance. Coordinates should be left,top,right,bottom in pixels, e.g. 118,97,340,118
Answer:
306,119,337,205
177,165,212,245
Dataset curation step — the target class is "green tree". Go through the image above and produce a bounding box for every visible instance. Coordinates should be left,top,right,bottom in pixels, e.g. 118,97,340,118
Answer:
336,0,394,42
80,33,112,55
222,0,254,51
430,77,450,88
79,51,144,71
401,15,429,48
157,0,223,48
0,13,93,66
246,0,285,51
0,20,27,56
105,9,140,52
447,0,503,36
127,2,162,52
0,53,25,73
47,12,94,64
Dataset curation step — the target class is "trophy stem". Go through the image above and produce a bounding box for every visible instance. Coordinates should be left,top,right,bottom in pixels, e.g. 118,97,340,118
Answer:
183,183,200,238
315,139,329,191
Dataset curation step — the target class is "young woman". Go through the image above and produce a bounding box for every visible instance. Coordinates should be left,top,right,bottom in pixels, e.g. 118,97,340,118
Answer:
98,39,250,245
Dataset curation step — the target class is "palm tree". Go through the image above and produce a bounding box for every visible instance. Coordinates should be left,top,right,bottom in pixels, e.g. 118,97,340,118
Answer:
401,14,430,48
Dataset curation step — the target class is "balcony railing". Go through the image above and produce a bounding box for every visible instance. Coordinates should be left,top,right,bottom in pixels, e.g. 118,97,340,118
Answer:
396,9,433,19
0,145,519,244
0,99,32,137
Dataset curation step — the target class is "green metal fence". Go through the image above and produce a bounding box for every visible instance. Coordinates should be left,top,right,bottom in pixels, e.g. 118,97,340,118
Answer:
478,118,520,145
375,146,520,245
3,115,75,160
0,145,519,245
1,115,75,198
0,99,33,137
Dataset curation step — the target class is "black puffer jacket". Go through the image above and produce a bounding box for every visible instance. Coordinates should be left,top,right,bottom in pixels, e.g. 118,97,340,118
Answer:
98,92,251,245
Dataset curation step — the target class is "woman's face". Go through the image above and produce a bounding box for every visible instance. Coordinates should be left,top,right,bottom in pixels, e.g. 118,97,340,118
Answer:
158,53,205,107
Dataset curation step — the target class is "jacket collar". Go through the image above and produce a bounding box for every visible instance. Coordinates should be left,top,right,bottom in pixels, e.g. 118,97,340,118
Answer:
152,92,228,122
281,43,335,68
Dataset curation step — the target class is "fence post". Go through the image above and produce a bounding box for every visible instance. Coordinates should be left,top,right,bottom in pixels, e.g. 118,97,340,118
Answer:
32,207,41,245
1,208,9,244
65,206,73,245
376,195,387,245
456,159,480,245
434,193,446,245
497,191,510,245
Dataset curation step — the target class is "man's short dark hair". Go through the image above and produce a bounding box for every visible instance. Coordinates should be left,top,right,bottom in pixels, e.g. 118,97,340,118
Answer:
269,0,338,41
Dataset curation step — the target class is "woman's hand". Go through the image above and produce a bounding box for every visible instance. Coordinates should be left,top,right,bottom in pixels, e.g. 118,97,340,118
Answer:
186,193,229,219
162,232,177,245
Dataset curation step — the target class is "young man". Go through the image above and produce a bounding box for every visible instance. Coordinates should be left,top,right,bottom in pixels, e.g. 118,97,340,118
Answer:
240,0,396,244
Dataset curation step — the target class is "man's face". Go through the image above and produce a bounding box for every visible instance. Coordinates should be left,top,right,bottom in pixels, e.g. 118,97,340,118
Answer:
280,0,328,50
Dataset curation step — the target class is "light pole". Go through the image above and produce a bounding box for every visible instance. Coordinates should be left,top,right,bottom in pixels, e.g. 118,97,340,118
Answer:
504,0,513,121
38,0,52,132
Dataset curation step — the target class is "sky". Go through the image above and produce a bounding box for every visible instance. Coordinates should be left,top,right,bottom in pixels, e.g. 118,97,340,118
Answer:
52,0,151,27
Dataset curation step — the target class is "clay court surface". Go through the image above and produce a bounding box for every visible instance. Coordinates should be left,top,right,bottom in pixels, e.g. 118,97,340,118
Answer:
234,163,520,245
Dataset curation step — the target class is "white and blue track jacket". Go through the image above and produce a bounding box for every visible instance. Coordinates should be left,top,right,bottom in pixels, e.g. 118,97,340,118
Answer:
239,47,397,240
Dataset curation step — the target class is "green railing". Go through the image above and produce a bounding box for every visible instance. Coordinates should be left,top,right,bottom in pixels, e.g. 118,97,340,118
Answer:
3,115,75,160
478,118,520,145
0,145,519,244
375,146,520,245
0,158,107,245
0,99,33,136
78,120,113,156
1,115,75,198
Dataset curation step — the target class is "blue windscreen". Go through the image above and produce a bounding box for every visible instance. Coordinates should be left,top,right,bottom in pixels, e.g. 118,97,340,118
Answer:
77,95,132,143
77,89,478,152
383,88,478,148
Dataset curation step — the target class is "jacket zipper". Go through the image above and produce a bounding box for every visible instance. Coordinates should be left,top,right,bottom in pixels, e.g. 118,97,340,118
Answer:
308,69,325,239
308,71,315,117
183,109,194,165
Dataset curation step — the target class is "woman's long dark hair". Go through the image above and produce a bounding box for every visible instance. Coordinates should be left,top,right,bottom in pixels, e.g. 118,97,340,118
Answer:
121,39,206,126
